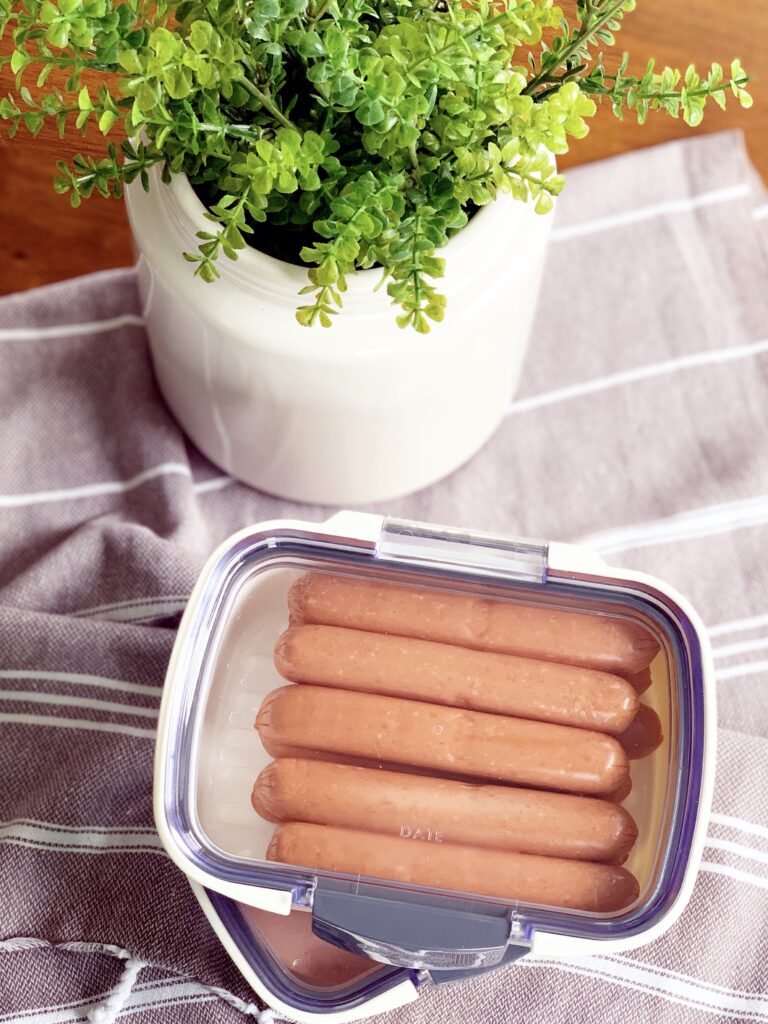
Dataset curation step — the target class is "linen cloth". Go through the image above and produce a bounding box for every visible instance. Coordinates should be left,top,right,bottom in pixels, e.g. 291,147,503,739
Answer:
1,128,768,1024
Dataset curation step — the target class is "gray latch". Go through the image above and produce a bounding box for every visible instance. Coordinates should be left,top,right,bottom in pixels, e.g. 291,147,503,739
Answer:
376,518,548,583
311,888,531,973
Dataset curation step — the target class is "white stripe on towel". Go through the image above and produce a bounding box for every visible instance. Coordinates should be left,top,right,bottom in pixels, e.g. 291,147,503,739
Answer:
71,595,190,618
712,636,768,659
711,814,768,843
597,955,768,1005
82,601,188,623
550,183,752,243
507,336,768,415
709,612,768,638
754,204,768,221
0,820,165,856
716,658,768,682
580,492,768,556
0,313,145,343
93,602,188,623
705,837,768,868
0,713,156,739
0,690,158,719
0,981,218,1023
0,975,262,1023
7,818,157,834
700,861,768,893
522,953,768,1020
192,475,234,494
0,670,161,698
0,462,192,508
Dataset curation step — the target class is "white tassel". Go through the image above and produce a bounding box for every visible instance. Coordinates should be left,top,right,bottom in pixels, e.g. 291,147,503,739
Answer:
1,937,281,1022
87,955,146,1024
0,937,50,953
257,1010,287,1024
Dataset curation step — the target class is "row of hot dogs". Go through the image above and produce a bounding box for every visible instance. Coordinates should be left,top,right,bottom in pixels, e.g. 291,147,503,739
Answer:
252,574,663,913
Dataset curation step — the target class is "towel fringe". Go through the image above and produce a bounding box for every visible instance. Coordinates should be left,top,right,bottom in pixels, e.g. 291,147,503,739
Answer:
0,936,287,1020
87,956,146,1024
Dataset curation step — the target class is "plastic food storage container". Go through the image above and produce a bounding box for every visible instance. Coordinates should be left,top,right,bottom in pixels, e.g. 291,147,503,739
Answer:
154,512,714,1023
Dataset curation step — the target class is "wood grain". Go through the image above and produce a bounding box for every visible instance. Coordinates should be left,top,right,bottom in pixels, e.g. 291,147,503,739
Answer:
0,0,765,295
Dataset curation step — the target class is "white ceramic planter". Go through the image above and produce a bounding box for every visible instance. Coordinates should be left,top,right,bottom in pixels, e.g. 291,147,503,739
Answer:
126,166,553,504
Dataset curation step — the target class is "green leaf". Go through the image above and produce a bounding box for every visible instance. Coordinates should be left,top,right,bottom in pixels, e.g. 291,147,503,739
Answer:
255,139,273,160
295,306,316,327
163,65,192,98
23,111,44,135
31,54,49,83
135,80,158,111
356,99,385,126
189,20,213,52
98,109,118,133
297,30,324,58
118,49,143,73
10,50,29,74
40,1,59,22
0,98,19,119
151,26,178,63
314,258,337,285
46,20,70,48
196,260,220,283
324,26,346,61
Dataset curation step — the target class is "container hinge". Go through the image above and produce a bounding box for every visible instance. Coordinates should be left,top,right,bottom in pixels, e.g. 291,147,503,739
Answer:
376,518,548,584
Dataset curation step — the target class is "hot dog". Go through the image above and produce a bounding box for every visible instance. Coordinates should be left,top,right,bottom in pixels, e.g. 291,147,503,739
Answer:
275,625,639,734
288,574,659,675
627,667,652,694
604,773,633,804
253,758,638,862
249,743,518,784
267,822,640,912
618,703,663,759
255,685,630,795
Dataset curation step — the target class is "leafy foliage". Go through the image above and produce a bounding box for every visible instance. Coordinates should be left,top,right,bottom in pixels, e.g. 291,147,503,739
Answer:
0,0,752,330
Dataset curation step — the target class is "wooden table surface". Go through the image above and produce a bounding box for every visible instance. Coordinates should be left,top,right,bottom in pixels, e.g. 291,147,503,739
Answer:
1,0,765,295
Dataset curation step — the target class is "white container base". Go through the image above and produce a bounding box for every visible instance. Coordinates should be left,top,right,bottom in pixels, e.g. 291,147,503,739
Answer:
126,170,553,504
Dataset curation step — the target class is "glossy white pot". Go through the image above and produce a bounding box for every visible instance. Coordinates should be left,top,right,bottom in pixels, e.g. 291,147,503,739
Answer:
125,167,553,504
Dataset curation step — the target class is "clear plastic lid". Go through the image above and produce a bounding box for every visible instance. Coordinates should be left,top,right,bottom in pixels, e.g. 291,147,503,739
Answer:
158,515,707,979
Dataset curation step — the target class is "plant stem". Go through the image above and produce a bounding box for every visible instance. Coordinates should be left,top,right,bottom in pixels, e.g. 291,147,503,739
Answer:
310,0,334,21
522,0,629,97
408,142,421,182
585,75,749,102
463,164,560,193
532,64,586,102
198,120,264,139
238,74,298,131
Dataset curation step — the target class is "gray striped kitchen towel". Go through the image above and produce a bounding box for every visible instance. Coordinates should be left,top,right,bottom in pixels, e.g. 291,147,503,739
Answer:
1,127,768,1023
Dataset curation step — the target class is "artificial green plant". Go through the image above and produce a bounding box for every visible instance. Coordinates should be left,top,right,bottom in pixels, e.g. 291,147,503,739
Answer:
0,0,752,330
